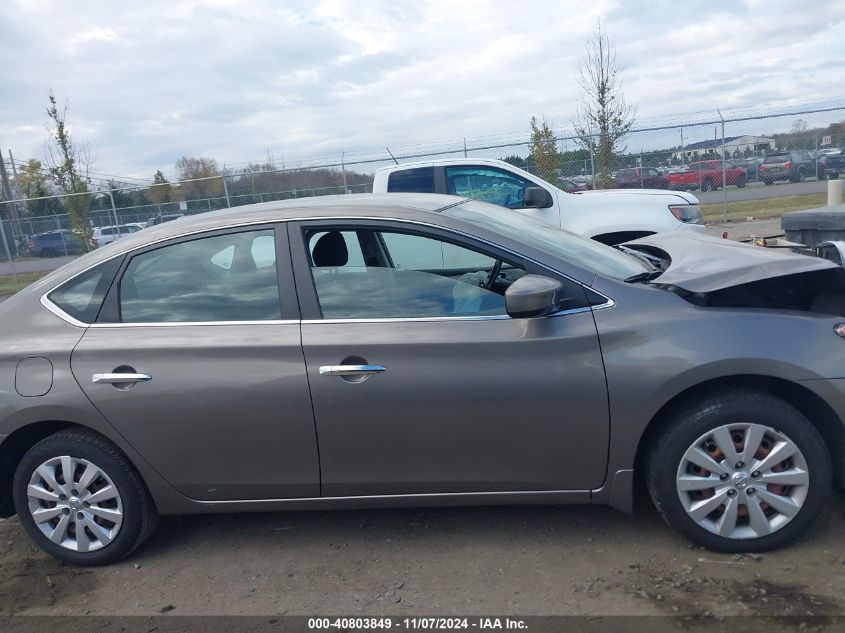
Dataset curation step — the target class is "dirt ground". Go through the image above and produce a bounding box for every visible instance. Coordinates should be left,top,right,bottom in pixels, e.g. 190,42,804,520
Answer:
1,490,843,617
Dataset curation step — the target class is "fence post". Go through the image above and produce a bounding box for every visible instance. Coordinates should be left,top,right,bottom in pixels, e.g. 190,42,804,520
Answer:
107,188,120,229
718,109,727,223
341,152,348,194
815,136,819,180
222,170,231,207
0,213,18,287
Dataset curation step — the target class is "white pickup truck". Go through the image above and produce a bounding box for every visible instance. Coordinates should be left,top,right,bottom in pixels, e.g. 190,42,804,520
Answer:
372,158,705,245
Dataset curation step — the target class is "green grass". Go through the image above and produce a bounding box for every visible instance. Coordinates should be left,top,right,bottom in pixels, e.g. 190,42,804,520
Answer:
0,271,49,296
702,192,828,223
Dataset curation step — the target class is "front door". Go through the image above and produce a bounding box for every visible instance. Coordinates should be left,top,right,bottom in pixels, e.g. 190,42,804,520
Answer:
71,225,320,501
290,220,609,497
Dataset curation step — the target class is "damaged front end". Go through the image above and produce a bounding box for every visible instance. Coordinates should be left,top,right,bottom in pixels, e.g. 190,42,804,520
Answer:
621,232,845,317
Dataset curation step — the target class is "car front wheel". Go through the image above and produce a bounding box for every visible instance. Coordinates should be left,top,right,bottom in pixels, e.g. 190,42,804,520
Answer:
13,428,158,566
647,390,832,552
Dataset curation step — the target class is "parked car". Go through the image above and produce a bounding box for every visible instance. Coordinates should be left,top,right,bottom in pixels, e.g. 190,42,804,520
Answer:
27,230,85,258
821,149,845,180
732,157,764,182
759,150,818,185
667,160,747,192
374,158,704,245
146,213,184,227
613,167,670,190
559,178,592,193
92,223,145,247
1,193,844,565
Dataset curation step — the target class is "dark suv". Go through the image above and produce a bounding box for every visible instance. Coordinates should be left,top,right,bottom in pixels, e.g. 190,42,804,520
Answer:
613,167,669,189
28,230,85,257
759,150,818,185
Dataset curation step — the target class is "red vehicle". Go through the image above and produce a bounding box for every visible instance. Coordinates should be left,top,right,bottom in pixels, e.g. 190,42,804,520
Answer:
668,160,747,192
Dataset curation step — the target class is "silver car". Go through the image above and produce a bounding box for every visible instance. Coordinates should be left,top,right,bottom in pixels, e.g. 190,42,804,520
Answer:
1,194,843,565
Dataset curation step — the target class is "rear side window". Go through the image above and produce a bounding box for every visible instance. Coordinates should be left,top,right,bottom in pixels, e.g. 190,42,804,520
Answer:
48,259,121,323
119,229,280,323
387,167,436,193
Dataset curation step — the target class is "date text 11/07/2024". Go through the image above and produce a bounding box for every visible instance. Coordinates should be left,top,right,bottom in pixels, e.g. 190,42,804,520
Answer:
307,617,528,630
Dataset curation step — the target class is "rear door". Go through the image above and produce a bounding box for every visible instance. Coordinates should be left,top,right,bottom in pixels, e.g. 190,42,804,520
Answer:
289,219,609,497
71,224,320,501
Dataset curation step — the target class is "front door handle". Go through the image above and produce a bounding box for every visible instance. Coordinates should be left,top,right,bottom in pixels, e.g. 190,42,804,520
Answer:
92,373,152,384
319,365,386,377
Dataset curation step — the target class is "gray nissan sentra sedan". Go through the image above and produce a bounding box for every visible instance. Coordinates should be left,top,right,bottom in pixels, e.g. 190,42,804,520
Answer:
1,193,844,565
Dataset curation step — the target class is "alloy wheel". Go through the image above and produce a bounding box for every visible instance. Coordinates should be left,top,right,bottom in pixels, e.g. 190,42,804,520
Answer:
676,423,809,540
26,455,124,552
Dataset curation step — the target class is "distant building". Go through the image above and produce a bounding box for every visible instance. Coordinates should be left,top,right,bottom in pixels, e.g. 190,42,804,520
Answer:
672,135,775,161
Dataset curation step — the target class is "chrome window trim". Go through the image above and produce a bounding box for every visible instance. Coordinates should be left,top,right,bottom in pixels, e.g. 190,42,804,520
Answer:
89,320,300,328
40,214,615,327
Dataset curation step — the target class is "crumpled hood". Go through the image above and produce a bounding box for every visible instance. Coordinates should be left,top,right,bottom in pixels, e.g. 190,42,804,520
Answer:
623,231,838,293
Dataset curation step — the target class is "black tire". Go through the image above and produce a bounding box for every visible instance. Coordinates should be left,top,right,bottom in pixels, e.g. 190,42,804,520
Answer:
763,178,774,186
646,389,832,553
41,247,57,258
13,428,158,566
701,179,714,193
736,176,747,188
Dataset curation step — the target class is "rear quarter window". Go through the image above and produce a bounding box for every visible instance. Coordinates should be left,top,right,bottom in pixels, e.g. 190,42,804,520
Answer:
47,258,122,323
387,167,436,193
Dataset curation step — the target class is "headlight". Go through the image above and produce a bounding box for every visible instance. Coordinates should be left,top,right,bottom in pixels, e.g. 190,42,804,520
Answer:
670,204,703,224
834,324,845,339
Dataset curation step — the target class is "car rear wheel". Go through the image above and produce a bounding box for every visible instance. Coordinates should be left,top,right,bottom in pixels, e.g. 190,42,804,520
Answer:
13,428,158,566
647,390,831,552
700,179,714,192
736,176,747,188
763,179,774,186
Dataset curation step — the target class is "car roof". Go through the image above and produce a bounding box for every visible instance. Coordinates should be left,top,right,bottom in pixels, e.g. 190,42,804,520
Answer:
62,193,466,262
374,157,515,174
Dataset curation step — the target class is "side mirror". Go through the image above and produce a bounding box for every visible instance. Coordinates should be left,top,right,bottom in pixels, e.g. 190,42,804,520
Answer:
505,275,564,319
522,187,553,208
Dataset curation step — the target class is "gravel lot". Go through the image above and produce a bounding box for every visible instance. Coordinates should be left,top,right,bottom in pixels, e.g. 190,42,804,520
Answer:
1,490,843,616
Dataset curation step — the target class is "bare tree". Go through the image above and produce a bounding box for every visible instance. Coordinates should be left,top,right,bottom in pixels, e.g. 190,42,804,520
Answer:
44,91,95,248
573,21,635,188
175,156,223,201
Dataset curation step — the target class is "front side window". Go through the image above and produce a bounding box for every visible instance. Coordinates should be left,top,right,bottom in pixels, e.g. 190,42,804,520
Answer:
307,228,529,319
445,166,539,209
119,229,280,323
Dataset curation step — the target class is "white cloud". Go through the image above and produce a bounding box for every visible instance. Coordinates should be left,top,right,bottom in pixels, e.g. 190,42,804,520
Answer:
0,0,843,181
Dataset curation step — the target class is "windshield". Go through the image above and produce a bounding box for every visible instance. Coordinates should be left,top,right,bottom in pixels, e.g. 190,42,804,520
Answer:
442,200,649,281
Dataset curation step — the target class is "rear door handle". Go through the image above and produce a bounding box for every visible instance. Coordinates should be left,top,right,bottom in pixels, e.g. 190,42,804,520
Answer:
319,365,386,377
92,373,152,384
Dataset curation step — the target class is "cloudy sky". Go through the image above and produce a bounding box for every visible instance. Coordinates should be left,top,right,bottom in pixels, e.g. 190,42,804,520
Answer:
0,0,843,182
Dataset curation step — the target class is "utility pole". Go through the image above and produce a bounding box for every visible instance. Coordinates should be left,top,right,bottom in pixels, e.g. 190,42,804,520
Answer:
340,152,348,194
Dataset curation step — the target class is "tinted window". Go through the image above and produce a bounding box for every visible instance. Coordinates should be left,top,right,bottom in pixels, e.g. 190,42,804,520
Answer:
119,230,280,323
308,229,530,319
387,167,435,193
617,169,636,179
445,166,539,209
764,154,789,164
49,259,121,323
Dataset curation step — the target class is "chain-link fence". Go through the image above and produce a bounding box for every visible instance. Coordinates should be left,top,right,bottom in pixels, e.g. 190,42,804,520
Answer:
2,103,844,265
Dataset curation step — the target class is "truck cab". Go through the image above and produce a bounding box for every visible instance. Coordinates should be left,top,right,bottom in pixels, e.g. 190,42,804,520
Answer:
373,158,705,245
